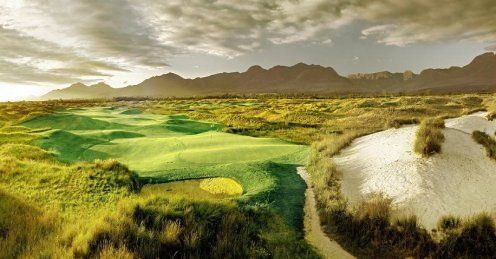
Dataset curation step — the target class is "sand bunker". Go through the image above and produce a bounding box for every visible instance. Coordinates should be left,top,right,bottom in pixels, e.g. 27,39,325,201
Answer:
334,112,496,229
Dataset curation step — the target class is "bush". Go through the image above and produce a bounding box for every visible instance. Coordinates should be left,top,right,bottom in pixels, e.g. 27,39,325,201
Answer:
414,118,445,156
472,131,496,159
436,214,496,258
438,215,461,231
386,118,419,128
461,96,483,106
83,159,141,192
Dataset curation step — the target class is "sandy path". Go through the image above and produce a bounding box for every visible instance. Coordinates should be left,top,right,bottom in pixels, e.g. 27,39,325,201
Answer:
297,167,355,259
334,113,496,229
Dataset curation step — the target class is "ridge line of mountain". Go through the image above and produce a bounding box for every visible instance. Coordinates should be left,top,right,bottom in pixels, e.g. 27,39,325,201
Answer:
40,52,496,100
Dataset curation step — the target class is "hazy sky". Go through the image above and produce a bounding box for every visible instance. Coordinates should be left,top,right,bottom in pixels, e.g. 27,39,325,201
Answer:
1,0,495,101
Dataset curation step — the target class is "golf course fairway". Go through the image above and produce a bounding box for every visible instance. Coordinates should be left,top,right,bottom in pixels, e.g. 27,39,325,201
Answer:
22,107,309,227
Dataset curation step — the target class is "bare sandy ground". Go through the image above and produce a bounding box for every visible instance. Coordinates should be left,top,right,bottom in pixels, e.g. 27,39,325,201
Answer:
297,167,355,259
334,113,496,229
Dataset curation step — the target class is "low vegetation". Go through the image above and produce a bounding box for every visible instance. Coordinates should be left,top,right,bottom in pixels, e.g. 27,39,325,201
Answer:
414,118,446,156
67,196,317,258
2,94,496,257
472,130,496,159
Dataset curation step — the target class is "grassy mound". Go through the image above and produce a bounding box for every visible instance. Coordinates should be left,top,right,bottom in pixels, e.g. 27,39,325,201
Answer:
414,118,445,156
120,108,143,115
22,113,125,131
165,115,223,134
199,178,243,195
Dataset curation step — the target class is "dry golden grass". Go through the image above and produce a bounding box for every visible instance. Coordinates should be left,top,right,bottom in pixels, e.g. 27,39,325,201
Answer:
472,130,496,159
414,118,445,156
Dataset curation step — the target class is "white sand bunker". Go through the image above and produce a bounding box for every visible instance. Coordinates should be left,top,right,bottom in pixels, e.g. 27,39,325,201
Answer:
334,112,496,229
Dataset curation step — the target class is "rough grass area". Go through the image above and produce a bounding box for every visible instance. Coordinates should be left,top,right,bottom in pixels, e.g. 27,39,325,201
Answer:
67,196,318,258
472,130,496,159
414,118,445,156
0,190,58,258
199,178,243,195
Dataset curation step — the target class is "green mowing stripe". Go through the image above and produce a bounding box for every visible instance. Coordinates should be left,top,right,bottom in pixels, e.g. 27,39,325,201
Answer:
22,107,309,229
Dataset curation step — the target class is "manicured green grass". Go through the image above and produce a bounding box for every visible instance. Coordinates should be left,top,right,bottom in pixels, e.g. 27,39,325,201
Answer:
22,107,308,228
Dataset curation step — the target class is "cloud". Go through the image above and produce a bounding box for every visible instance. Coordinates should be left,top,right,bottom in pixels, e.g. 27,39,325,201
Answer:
1,0,496,86
357,0,496,47
0,26,126,85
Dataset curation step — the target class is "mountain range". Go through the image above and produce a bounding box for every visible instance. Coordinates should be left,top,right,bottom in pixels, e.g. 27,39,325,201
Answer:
40,52,496,100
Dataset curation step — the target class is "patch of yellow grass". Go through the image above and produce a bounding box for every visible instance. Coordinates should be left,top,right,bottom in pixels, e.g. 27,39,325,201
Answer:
199,178,243,196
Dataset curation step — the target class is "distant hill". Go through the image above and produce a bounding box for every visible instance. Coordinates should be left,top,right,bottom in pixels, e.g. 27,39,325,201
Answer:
41,82,117,100
40,52,496,100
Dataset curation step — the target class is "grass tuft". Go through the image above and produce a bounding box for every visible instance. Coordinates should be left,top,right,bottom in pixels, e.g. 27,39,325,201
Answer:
414,118,445,156
437,215,461,231
472,130,496,159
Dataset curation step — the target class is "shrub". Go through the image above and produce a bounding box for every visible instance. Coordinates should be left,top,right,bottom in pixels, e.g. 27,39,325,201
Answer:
414,118,445,156
461,96,483,106
436,214,496,258
83,159,141,192
472,131,496,159
438,215,461,231
487,112,496,121
386,118,419,128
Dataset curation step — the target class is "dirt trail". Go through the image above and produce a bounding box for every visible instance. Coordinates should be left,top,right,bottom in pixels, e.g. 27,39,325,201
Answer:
297,167,355,259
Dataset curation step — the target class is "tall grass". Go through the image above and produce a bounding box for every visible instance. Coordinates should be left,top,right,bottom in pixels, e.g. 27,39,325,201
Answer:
414,118,445,156
472,130,496,159
66,196,318,258
436,213,496,258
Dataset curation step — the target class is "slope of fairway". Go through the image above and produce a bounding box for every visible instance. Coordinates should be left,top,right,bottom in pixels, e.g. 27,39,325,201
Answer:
22,107,308,228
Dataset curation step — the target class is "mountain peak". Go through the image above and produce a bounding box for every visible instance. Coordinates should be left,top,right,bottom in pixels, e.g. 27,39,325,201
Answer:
246,65,265,73
68,82,87,88
466,52,496,68
293,62,308,67
161,72,183,79
91,82,111,88
39,52,496,100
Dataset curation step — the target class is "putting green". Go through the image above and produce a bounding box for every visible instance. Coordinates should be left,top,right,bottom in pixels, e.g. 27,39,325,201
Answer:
22,107,308,228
